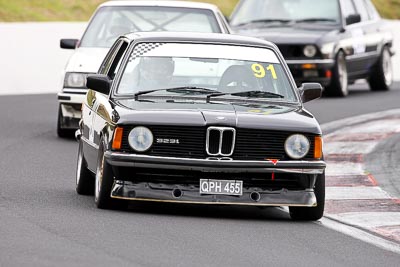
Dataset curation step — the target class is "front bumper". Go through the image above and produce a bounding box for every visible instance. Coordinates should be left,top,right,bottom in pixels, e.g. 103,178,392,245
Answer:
57,91,86,129
111,181,317,207
57,90,86,104
286,59,335,87
105,152,326,206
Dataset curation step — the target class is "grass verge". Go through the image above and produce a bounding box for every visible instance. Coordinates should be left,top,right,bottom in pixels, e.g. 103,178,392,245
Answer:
0,0,398,22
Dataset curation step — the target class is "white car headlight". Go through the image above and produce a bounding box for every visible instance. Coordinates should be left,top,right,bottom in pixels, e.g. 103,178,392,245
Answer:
64,72,87,88
285,134,310,159
303,45,317,58
128,126,153,152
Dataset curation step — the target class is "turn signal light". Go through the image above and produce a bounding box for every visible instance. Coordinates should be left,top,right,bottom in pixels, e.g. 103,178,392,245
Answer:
314,136,323,159
112,127,124,150
301,63,316,69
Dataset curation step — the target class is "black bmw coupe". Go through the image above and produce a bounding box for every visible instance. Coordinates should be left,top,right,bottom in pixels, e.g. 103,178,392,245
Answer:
75,32,326,220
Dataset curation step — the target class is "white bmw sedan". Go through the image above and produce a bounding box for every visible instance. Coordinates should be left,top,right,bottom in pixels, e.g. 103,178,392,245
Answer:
57,0,231,137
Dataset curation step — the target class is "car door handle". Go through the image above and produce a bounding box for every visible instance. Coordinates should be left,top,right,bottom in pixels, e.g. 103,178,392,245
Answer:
91,98,96,105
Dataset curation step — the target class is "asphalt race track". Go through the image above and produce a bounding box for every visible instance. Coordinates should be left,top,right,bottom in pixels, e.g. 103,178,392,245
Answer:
1,84,400,266
1,21,400,267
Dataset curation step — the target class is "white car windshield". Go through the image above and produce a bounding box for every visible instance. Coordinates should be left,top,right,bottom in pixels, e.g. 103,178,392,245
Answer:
117,43,297,102
230,0,340,26
80,6,221,48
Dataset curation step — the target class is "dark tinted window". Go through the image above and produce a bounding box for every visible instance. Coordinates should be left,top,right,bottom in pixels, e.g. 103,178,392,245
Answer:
353,0,370,21
99,40,124,74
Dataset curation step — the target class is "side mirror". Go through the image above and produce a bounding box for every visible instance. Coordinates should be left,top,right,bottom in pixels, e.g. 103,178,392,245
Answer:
60,39,79,49
299,83,322,103
346,14,361,25
86,74,111,95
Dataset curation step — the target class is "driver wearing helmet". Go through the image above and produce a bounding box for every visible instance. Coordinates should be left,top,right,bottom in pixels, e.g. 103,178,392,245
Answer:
118,56,175,94
138,56,175,89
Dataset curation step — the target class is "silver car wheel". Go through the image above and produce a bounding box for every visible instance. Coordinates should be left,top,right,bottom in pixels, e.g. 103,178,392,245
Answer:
382,48,393,87
76,145,83,186
95,153,104,202
338,54,348,96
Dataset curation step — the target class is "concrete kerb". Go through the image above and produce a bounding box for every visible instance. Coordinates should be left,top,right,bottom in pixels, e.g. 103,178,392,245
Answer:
319,108,400,253
321,108,400,134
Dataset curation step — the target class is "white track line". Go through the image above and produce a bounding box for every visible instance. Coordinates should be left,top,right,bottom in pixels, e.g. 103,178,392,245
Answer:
325,163,364,176
320,217,400,254
321,110,400,253
328,212,400,228
338,119,400,134
324,141,379,154
326,187,392,200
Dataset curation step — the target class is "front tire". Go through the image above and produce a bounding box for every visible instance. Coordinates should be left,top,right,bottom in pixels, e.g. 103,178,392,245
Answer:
76,139,94,195
325,51,348,97
57,105,74,138
94,140,126,209
289,173,325,221
368,46,393,91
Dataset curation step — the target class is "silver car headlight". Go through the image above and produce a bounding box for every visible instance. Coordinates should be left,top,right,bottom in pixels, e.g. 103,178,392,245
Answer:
64,72,87,88
128,126,153,152
285,134,310,159
303,45,317,58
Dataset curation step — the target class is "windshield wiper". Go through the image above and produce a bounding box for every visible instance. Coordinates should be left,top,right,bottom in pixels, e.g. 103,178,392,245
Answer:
295,18,337,23
230,90,284,99
134,86,222,100
134,88,171,99
236,19,292,27
165,86,219,95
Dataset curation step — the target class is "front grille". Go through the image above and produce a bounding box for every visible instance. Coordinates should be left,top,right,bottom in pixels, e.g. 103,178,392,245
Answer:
222,130,234,154
234,128,315,160
121,125,206,158
206,127,235,156
277,44,321,59
277,44,303,59
208,129,220,154
120,125,316,160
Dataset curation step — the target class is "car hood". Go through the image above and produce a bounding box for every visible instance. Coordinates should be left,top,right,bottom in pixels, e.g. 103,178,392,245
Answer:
114,99,321,134
64,47,109,73
232,24,336,45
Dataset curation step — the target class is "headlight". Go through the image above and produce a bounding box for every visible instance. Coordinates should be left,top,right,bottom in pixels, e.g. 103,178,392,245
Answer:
285,134,310,159
64,72,87,88
303,45,317,58
128,126,153,152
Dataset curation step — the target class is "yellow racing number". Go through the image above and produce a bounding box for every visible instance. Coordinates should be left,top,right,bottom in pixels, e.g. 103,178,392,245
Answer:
251,63,265,78
266,64,277,80
251,63,278,80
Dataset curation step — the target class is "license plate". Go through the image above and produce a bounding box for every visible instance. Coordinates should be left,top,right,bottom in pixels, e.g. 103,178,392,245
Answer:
200,179,243,196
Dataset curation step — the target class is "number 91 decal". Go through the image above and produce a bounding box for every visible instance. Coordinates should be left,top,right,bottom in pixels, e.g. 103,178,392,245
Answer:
251,63,277,80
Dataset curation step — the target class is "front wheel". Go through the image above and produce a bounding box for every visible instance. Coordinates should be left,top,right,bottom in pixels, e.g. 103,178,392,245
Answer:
76,139,94,195
324,51,348,97
289,172,325,221
368,46,393,91
94,140,126,209
57,105,74,138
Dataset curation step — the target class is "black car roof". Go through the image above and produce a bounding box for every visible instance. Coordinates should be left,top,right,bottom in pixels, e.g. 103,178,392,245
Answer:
124,32,276,49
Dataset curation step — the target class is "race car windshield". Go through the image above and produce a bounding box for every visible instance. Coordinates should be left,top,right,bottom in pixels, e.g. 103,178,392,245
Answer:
117,43,297,102
230,0,340,27
80,6,221,48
